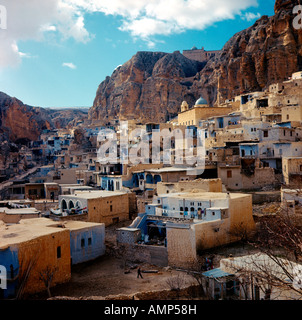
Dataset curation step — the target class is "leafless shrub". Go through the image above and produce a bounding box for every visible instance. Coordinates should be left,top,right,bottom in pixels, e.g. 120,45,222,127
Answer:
39,266,58,298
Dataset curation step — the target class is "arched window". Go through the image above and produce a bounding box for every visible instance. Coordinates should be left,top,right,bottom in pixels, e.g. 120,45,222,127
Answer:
154,175,162,184
61,199,67,210
146,174,154,184
69,200,75,209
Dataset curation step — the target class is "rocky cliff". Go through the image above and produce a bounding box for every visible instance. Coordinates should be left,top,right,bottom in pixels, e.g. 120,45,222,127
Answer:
0,92,88,144
90,0,302,121
89,51,205,124
0,92,53,143
195,0,302,105
45,108,89,129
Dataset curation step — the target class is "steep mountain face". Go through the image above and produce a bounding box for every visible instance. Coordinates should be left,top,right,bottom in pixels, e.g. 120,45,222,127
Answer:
0,92,53,143
45,108,89,129
90,0,302,121
195,0,302,105
89,51,205,124
0,92,89,144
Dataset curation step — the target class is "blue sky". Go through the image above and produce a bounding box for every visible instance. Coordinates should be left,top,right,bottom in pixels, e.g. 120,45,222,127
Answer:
0,0,275,108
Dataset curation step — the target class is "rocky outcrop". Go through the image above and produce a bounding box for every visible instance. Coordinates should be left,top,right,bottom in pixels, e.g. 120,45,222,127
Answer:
0,92,88,144
0,92,53,143
195,0,302,105
89,51,205,124
46,108,88,129
90,0,302,120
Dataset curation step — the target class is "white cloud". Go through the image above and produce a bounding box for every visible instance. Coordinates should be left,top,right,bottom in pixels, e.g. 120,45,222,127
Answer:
76,0,259,39
0,0,259,68
62,62,77,69
40,25,57,32
241,12,261,21
0,0,91,68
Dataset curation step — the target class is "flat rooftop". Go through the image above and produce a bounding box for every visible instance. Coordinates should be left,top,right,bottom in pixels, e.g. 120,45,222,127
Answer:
157,192,249,201
62,190,128,199
282,157,302,160
146,167,196,174
220,253,301,278
0,200,32,204
0,208,40,215
0,218,104,249
63,186,94,190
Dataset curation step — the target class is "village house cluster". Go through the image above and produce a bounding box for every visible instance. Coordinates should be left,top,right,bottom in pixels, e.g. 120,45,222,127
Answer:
1,71,302,300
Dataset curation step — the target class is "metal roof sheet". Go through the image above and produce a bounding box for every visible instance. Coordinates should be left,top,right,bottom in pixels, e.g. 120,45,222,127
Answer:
202,268,233,279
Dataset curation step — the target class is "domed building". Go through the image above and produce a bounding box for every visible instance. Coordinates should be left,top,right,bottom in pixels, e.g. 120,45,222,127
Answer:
195,96,208,107
178,95,234,126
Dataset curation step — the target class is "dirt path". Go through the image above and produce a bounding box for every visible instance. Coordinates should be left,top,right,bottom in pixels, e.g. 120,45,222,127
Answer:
29,220,195,300
28,221,259,300
29,255,195,300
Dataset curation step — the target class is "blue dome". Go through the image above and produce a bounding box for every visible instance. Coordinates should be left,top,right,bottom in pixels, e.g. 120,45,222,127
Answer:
195,96,208,105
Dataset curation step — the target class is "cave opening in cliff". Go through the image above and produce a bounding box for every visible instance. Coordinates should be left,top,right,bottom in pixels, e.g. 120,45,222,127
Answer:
15,138,31,146
197,169,218,180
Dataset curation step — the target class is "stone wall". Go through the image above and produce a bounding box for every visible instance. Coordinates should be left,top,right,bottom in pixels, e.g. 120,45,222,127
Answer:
118,243,168,267
17,230,71,296
218,166,278,191
157,179,223,194
166,226,198,269
87,194,129,226
178,106,235,126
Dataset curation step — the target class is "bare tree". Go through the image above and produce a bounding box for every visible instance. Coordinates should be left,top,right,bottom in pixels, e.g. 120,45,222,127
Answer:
225,203,302,300
14,246,41,300
166,274,186,299
39,266,58,298
229,221,256,246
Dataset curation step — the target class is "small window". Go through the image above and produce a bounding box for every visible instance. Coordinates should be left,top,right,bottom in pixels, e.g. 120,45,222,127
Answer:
81,239,85,247
263,130,268,138
300,165,302,172
88,238,92,246
112,217,119,224
57,246,61,259
110,205,113,212
227,170,232,178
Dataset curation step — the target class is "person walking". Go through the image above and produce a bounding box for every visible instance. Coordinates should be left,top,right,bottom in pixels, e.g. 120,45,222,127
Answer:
137,267,143,279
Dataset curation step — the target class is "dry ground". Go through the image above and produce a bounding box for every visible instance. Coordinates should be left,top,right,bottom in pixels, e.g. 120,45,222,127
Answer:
27,220,260,300
29,255,195,300
28,220,195,300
